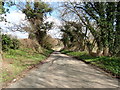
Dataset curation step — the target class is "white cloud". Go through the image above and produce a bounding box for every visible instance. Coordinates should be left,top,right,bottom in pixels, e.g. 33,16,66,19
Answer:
45,16,62,39
1,11,62,39
45,16,62,26
5,10,26,24
0,11,26,27
48,29,63,39
0,11,28,39
3,31,28,39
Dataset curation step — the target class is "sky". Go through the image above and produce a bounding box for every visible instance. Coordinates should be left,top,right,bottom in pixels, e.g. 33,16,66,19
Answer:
0,2,62,39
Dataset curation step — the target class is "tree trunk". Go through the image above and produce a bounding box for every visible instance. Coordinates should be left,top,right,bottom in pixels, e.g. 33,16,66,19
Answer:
35,31,46,47
97,48,103,56
103,47,109,56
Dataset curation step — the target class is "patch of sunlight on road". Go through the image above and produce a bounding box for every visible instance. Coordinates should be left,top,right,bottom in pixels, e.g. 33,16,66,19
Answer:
52,46,64,51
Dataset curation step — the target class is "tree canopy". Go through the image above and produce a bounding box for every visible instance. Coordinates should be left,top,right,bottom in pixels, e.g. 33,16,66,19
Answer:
60,1,120,56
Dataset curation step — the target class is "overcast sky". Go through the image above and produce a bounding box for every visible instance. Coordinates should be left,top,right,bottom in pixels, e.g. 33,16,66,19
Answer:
0,2,62,39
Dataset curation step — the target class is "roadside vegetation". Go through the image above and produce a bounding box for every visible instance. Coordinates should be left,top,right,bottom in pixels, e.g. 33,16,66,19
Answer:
1,0,120,86
60,2,120,57
1,1,55,84
1,34,53,84
61,50,120,78
59,1,120,78
1,48,53,83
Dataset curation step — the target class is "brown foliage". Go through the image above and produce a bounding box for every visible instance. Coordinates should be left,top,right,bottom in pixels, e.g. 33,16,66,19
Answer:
19,39,43,53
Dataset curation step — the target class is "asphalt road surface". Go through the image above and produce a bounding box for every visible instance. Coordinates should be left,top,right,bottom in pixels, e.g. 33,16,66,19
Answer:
8,52,119,88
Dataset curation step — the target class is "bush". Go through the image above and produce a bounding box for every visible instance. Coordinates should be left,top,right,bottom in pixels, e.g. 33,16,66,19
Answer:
19,39,43,53
10,38,20,49
2,34,20,51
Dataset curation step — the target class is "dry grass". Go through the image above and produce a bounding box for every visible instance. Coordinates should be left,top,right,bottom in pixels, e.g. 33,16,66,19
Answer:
19,39,43,53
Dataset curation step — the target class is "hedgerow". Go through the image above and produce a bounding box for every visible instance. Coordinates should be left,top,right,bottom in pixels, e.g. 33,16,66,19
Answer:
2,34,20,51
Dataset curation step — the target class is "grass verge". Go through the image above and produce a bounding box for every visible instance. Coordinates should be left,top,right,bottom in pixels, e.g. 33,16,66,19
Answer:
61,50,120,78
1,48,53,83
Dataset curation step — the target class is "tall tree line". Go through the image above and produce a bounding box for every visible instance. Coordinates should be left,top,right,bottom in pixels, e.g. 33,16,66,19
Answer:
60,1,120,56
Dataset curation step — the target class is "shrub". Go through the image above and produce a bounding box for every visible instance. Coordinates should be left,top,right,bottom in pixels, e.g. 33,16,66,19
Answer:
2,34,20,51
10,38,20,49
19,39,43,53
2,34,11,51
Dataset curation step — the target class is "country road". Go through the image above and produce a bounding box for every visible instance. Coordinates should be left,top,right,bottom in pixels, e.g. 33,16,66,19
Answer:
7,52,119,88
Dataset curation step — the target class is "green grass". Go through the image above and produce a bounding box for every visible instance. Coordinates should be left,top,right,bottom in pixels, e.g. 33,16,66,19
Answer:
43,49,54,56
61,50,120,76
1,48,53,83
